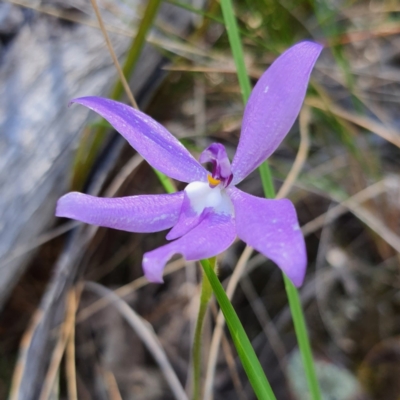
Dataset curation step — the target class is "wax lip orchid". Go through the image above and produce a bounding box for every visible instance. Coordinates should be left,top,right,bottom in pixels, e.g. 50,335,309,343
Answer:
56,41,322,287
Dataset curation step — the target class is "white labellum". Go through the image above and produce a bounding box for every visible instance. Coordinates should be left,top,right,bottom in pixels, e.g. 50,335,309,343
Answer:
185,181,234,216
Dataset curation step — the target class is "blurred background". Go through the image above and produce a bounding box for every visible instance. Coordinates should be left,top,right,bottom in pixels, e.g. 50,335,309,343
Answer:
0,0,399,399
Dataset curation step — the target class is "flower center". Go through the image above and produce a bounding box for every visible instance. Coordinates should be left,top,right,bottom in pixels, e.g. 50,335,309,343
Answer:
207,175,221,187
200,143,233,188
184,181,234,215
184,182,222,213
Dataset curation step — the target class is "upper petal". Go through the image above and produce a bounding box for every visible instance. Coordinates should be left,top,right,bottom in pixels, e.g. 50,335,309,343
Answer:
199,143,233,186
231,42,322,185
56,191,184,233
228,187,307,287
143,212,236,283
71,97,208,183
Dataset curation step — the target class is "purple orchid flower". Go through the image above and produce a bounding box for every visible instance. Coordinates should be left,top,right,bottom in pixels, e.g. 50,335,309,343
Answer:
56,41,322,287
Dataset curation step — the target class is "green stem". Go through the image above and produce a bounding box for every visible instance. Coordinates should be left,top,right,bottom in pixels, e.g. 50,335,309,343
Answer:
258,112,322,400
258,161,275,199
283,275,322,400
192,257,215,400
220,0,252,103
200,259,277,400
259,166,322,400
219,1,322,399
153,168,176,194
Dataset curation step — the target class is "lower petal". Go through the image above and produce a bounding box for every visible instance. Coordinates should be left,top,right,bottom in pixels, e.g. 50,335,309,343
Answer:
143,212,236,283
228,188,307,287
166,191,209,240
56,191,184,233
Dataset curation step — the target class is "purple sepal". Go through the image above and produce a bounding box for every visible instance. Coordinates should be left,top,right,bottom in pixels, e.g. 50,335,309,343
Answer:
228,187,307,287
231,41,323,185
199,143,233,187
56,191,184,233
71,97,208,183
166,192,211,240
143,212,236,283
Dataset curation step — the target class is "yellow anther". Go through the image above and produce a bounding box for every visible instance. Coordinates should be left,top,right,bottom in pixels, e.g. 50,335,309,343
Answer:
207,175,221,187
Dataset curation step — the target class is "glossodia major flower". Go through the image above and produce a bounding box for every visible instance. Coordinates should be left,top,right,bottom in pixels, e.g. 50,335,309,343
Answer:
56,41,322,287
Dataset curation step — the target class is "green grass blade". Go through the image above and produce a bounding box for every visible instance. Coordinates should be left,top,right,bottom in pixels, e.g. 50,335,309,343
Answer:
259,130,322,400
166,0,223,24
219,1,322,399
200,259,276,400
153,168,176,194
166,0,271,51
284,275,322,400
258,161,275,199
259,168,322,400
220,0,252,103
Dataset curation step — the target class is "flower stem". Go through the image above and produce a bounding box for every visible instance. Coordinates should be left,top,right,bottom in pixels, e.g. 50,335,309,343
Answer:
200,259,277,400
219,1,322,399
259,147,322,400
192,257,215,400
283,275,322,400
258,162,275,200
153,168,176,194
259,158,322,400
219,0,252,103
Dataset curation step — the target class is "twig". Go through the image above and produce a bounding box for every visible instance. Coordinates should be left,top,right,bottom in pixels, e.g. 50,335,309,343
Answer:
89,0,138,108
277,106,311,199
301,178,390,237
238,274,288,372
84,281,188,400
39,288,79,400
306,97,400,149
76,257,186,323
348,201,400,253
1,221,78,268
6,0,217,62
101,367,123,400
104,154,143,197
9,310,44,400
66,290,79,400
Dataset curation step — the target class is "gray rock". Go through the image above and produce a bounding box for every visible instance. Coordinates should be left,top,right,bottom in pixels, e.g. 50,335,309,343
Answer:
0,1,192,307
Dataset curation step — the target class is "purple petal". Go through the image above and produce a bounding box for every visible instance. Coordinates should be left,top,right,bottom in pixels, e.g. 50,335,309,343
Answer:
228,188,307,287
72,97,207,183
199,143,232,186
56,191,184,233
166,192,210,240
143,212,236,283
231,42,322,185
